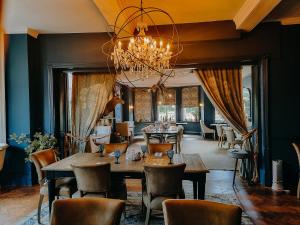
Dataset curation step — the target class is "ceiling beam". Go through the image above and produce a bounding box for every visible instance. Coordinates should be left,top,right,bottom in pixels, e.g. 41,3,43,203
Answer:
234,0,282,31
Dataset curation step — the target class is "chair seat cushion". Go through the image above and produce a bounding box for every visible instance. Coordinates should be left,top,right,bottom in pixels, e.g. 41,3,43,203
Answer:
41,177,77,197
143,191,173,210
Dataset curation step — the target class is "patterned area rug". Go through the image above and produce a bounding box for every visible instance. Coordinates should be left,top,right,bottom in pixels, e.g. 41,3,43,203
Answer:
15,182,253,225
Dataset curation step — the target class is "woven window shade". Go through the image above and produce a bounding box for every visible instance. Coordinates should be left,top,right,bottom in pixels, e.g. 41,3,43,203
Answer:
157,88,176,105
182,86,199,107
134,89,152,122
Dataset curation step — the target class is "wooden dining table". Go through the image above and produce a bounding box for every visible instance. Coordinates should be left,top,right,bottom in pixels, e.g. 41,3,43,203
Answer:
42,153,209,213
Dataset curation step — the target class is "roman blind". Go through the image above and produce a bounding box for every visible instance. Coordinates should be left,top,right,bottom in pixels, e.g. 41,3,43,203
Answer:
182,86,199,107
134,88,152,122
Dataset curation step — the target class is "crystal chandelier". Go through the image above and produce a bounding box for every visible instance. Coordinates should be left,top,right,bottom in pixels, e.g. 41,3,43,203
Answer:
102,0,183,87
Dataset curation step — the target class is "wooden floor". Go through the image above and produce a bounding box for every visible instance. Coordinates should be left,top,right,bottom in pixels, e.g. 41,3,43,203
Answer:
1,170,299,225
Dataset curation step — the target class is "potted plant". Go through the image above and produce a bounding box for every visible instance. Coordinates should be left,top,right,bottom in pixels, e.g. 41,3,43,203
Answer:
9,132,57,161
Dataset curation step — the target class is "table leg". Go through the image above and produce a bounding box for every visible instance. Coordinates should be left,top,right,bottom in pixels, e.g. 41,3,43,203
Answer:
233,159,238,186
48,178,56,215
193,181,197,199
197,174,206,200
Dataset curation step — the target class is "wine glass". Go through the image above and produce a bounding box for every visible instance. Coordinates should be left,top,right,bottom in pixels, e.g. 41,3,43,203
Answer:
141,145,147,159
98,144,104,157
114,150,121,164
167,150,174,164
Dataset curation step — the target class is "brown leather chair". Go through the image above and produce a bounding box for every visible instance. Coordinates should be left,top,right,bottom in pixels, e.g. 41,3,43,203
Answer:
292,143,300,199
148,143,174,155
71,163,111,197
50,198,125,225
31,149,77,224
104,143,128,200
162,199,242,225
116,122,132,143
104,143,128,154
143,163,186,225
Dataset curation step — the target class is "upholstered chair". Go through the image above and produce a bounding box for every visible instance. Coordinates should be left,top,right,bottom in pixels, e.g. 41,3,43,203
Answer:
116,122,132,142
104,143,128,154
148,143,174,155
223,127,243,149
200,120,216,140
50,198,125,225
215,124,226,147
292,143,300,199
162,199,242,225
143,163,186,225
104,143,128,200
71,163,111,198
165,126,184,153
31,149,77,224
89,126,112,153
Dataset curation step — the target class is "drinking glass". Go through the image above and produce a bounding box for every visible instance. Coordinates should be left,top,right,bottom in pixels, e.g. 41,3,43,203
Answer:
167,150,174,164
114,150,121,164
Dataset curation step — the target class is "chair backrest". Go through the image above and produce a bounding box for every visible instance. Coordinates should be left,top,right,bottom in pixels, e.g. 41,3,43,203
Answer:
292,143,300,165
200,120,209,133
116,122,130,137
148,143,174,155
0,144,8,171
31,148,57,185
104,143,128,154
71,163,111,194
50,198,125,225
162,199,242,225
144,163,186,197
224,127,235,143
93,126,111,144
215,125,223,137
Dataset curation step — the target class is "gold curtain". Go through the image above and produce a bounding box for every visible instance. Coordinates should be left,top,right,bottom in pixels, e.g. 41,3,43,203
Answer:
197,68,258,183
157,88,176,105
182,86,198,107
134,88,152,122
71,73,115,153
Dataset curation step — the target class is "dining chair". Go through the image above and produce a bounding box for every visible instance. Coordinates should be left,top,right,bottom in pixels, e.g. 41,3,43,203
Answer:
90,126,112,153
104,143,128,154
143,163,186,225
200,120,216,140
223,127,243,149
116,122,132,143
148,143,174,155
71,163,111,198
162,199,242,225
215,124,226,147
104,143,128,200
31,149,77,224
50,198,125,225
291,143,300,199
165,126,184,153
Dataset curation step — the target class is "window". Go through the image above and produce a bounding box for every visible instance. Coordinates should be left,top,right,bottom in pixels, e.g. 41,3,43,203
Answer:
214,110,225,123
243,88,251,122
157,88,176,122
134,89,152,122
181,87,199,121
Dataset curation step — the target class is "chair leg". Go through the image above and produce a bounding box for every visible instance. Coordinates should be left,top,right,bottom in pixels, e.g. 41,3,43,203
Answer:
297,179,300,199
145,207,151,225
37,194,44,224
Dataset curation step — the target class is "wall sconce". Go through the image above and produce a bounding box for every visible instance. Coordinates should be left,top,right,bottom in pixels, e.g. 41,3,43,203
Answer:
199,103,204,107
129,105,134,110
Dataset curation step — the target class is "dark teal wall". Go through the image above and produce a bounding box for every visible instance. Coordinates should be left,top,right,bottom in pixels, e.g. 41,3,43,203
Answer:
4,34,32,186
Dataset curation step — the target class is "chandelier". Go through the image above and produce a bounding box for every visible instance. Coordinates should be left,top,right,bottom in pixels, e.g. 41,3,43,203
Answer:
102,0,183,88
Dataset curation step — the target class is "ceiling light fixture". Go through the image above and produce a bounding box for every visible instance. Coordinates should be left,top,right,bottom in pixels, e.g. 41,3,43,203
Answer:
102,0,183,88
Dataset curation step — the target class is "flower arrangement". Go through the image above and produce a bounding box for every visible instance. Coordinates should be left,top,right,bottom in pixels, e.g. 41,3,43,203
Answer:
10,132,57,161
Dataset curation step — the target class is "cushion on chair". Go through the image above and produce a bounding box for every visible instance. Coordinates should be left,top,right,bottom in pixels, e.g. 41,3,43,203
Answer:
162,199,242,225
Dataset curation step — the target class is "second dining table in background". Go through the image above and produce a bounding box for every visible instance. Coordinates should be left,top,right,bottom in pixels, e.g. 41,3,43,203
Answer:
42,152,209,213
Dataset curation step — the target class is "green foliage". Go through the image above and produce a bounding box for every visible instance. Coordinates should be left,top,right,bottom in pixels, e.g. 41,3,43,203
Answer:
9,132,57,161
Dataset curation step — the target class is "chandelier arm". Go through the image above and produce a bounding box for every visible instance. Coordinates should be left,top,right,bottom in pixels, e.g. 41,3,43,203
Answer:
113,6,141,34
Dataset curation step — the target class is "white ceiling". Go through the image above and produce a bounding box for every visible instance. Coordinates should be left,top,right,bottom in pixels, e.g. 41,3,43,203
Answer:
3,0,109,34
117,68,201,88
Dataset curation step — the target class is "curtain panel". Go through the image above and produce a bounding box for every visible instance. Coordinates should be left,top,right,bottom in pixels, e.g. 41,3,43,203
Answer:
134,88,152,122
157,88,176,105
197,68,258,183
71,73,115,153
182,86,199,107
